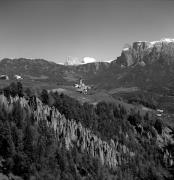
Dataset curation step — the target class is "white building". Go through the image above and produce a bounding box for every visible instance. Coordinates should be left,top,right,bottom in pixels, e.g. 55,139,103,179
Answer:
14,75,23,80
0,75,9,80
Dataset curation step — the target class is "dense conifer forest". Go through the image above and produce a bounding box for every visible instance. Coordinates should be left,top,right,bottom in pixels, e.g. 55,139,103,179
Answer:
0,82,173,180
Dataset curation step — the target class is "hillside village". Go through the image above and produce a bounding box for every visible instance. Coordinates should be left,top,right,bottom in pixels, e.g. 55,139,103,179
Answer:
74,78,91,94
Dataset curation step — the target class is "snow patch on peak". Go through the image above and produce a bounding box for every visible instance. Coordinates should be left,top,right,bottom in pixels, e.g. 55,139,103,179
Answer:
123,48,129,51
64,56,97,65
161,38,174,42
150,38,174,45
150,41,158,45
83,57,96,64
104,60,113,63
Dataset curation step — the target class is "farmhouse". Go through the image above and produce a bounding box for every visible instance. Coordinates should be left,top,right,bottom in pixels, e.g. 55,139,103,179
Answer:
0,75,9,80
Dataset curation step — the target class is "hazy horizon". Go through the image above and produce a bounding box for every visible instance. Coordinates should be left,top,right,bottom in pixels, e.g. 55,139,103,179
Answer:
0,0,174,63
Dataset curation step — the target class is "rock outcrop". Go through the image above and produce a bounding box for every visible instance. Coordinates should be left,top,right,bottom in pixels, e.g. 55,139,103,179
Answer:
119,38,174,66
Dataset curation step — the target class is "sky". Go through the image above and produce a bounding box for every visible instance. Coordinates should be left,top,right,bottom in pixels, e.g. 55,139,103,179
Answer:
0,0,174,63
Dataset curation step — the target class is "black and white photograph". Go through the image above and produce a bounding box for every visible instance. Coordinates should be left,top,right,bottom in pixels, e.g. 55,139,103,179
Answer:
0,0,174,179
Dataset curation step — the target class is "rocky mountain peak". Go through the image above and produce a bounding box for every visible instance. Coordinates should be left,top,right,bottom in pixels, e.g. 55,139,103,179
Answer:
119,38,174,66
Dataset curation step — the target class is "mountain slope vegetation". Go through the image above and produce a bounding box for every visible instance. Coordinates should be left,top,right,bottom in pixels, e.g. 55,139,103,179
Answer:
0,82,173,180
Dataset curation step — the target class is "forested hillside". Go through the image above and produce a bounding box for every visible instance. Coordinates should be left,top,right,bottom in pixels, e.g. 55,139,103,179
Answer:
0,83,174,180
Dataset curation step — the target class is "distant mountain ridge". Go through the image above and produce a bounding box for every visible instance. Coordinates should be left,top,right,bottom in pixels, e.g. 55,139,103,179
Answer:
1,38,174,95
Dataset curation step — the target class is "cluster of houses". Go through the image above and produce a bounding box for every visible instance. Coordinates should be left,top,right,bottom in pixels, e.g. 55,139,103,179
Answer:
0,74,23,80
156,109,164,117
74,78,91,94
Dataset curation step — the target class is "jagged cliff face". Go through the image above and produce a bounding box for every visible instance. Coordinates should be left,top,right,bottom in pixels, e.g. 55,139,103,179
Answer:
119,39,174,66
